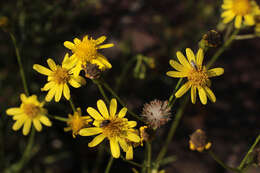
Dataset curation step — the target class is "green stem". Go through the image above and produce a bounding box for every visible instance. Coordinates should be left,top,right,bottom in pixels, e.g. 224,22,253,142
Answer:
154,96,188,169
92,145,105,173
69,98,76,113
168,78,183,108
238,134,260,170
147,142,152,173
6,128,36,173
9,32,29,96
105,156,114,173
99,78,143,122
52,116,68,122
92,79,109,104
120,155,142,168
206,29,239,69
208,150,240,172
0,119,5,169
115,56,137,92
234,34,256,40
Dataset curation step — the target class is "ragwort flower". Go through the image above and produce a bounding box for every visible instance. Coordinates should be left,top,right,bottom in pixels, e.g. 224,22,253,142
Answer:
64,108,92,138
79,98,140,159
33,54,86,102
166,48,224,105
221,0,260,28
64,35,114,76
6,94,52,135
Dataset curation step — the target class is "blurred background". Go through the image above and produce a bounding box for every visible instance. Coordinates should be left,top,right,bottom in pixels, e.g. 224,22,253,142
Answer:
0,0,260,172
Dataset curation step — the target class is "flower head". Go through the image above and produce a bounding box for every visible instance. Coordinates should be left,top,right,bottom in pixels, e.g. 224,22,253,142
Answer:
79,98,140,159
189,129,211,152
141,100,171,129
221,0,260,28
64,35,114,76
33,54,86,102
166,48,224,105
6,94,52,135
64,108,92,138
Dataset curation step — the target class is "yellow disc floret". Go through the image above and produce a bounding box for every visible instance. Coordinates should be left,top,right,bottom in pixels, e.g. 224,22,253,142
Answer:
232,0,251,15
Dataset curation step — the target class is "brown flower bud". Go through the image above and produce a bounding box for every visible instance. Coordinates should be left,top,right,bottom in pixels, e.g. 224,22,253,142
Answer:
189,129,212,152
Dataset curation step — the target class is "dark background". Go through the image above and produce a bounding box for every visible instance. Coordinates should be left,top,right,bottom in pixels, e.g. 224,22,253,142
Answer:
0,0,260,172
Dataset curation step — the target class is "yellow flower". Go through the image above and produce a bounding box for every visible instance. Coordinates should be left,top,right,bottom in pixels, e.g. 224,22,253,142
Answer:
64,107,92,138
6,94,52,135
221,0,260,28
79,98,140,159
189,129,212,152
33,54,86,102
166,48,224,105
64,35,114,76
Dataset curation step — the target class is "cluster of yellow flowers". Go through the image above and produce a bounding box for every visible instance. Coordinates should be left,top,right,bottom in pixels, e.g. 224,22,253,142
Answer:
5,0,260,161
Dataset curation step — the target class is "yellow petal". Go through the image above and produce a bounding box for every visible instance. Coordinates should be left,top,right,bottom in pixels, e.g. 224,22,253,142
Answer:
235,15,242,29
33,64,52,76
118,107,127,118
110,139,120,158
54,84,63,102
6,108,22,115
74,38,81,45
185,48,196,63
96,36,107,44
12,118,26,131
69,76,86,88
175,82,191,98
23,119,32,136
20,93,27,102
221,10,234,17
191,86,197,104
39,116,52,126
176,51,190,67
64,41,75,50
96,54,112,69
222,3,232,9
126,132,140,142
63,83,70,100
128,121,137,128
126,145,133,160
244,15,255,26
110,98,117,118
79,127,103,136
33,119,42,132
41,82,55,91
198,87,207,105
97,100,109,119
196,48,204,66
87,107,104,120
47,58,57,71
118,139,128,152
88,134,106,147
207,68,224,77
45,87,56,102
169,59,185,71
204,86,216,103
98,43,114,49
166,71,187,78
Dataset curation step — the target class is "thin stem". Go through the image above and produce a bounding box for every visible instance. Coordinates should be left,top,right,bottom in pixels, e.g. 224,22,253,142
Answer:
0,119,5,169
69,98,76,113
235,34,256,40
238,134,260,170
52,116,68,122
6,128,36,173
208,150,240,172
120,156,142,168
206,29,239,69
92,145,105,173
9,32,29,96
99,78,143,122
168,78,183,108
115,56,137,92
147,142,152,173
154,96,188,168
92,79,109,104
105,156,114,173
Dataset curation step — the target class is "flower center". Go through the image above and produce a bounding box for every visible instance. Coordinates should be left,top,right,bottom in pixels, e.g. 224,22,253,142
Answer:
69,115,85,134
74,39,98,63
101,118,128,139
53,66,70,84
232,0,251,16
187,66,208,87
23,104,40,118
